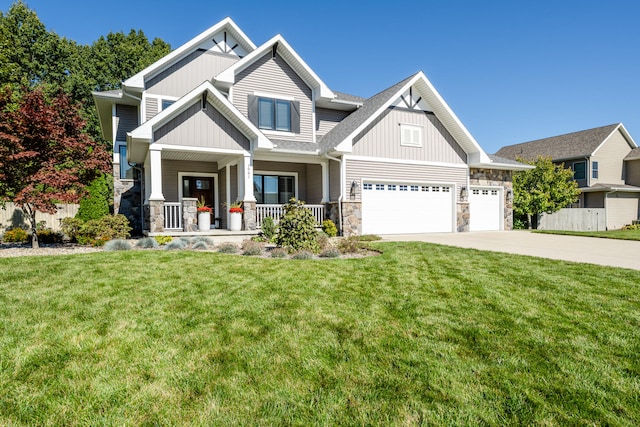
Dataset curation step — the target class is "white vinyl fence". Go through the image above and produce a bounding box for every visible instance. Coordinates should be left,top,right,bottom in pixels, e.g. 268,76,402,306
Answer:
538,208,606,231
0,203,79,233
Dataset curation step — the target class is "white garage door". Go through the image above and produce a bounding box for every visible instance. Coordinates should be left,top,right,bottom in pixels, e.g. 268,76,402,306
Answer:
469,187,501,231
362,182,454,234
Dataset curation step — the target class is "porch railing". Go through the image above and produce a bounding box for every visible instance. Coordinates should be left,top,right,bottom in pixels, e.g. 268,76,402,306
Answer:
164,202,182,230
256,204,325,228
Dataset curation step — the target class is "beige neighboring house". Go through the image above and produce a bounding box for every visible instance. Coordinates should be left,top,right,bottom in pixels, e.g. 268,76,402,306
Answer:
496,123,640,229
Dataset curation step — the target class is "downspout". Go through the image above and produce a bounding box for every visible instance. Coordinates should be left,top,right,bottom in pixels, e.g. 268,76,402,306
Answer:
324,152,343,235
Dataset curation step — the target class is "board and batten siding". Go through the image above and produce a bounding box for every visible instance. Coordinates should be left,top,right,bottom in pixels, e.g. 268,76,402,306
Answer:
606,193,639,229
146,98,158,122
345,158,468,201
154,101,250,151
161,160,218,202
329,159,341,201
591,129,633,185
115,104,138,141
316,108,351,138
233,53,313,143
352,108,467,164
146,50,239,98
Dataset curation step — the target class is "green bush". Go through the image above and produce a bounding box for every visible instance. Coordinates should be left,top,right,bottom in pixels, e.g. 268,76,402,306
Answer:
623,223,640,230
337,236,367,254
322,219,338,237
76,214,132,246
154,235,173,246
2,228,29,243
76,174,112,221
61,217,84,242
261,216,277,241
164,239,188,250
274,198,320,253
192,241,211,250
135,237,159,249
192,236,214,246
104,239,132,251
217,243,238,254
316,232,331,251
270,247,288,258
36,228,63,244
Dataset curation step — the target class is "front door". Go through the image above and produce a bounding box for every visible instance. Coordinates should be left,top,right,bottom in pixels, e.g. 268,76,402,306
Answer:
183,176,215,225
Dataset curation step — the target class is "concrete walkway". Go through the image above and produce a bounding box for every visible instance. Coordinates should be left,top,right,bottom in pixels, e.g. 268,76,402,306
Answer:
380,231,640,270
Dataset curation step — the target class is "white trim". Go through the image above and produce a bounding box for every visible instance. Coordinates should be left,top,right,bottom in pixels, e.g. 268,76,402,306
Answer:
361,177,456,186
344,154,469,169
252,91,295,101
254,152,326,164
469,185,504,231
178,172,219,219
225,165,231,227
149,148,164,201
262,129,296,138
592,123,638,156
254,170,299,200
157,144,248,156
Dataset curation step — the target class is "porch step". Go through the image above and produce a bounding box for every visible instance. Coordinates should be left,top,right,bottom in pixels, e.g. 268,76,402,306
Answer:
144,229,259,244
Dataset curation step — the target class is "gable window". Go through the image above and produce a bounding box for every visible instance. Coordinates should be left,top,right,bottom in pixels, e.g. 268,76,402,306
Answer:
572,161,586,180
248,95,300,133
592,161,598,179
253,174,295,204
119,145,133,180
400,124,423,147
161,99,175,110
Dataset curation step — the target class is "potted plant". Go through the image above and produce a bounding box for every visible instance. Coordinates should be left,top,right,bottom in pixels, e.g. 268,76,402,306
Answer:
197,196,212,231
228,201,243,231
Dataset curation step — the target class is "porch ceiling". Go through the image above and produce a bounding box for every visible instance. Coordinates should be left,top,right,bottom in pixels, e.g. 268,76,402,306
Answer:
161,149,238,165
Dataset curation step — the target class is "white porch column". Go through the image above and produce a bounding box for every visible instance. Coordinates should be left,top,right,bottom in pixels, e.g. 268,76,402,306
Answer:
149,147,164,201
239,154,256,202
321,160,329,203
226,164,231,227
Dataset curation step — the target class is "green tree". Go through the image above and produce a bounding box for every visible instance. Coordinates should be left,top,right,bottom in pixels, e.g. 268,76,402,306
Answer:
513,156,581,228
275,198,320,253
76,174,113,221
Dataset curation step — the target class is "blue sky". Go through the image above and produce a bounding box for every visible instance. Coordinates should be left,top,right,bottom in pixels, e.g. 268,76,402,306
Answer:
3,0,640,153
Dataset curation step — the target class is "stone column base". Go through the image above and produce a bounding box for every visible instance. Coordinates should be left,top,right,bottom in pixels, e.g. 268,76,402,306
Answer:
149,199,164,233
341,201,362,237
242,201,257,230
182,198,197,232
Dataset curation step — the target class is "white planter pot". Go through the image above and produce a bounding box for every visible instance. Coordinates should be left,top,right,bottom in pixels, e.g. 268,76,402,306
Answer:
198,212,211,231
229,212,242,231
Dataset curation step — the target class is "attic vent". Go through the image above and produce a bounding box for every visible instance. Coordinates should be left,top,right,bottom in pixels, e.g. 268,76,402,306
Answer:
201,92,207,111
272,43,278,59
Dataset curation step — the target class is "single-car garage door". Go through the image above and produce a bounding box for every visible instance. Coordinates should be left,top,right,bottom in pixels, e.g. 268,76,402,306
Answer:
362,182,454,234
469,187,501,231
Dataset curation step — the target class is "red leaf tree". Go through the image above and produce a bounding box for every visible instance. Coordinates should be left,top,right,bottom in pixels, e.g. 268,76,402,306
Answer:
0,86,110,247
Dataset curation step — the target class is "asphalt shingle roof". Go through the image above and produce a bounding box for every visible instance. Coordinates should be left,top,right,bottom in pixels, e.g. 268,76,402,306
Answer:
488,154,528,166
624,147,640,160
319,73,418,153
333,91,366,104
495,123,621,161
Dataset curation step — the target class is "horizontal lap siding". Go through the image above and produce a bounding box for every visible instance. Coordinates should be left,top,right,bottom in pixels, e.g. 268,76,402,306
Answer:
154,101,250,151
316,108,350,138
115,104,138,141
145,98,158,122
233,53,313,143
146,50,239,98
626,159,640,186
346,158,467,200
606,194,639,229
352,108,467,164
161,160,218,202
592,129,631,185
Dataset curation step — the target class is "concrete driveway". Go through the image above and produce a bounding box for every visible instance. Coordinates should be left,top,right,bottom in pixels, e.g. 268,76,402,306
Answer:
380,231,640,270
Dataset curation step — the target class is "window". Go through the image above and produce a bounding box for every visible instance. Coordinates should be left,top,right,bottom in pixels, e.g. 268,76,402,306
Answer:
363,183,373,190
258,98,291,131
375,184,384,190
573,161,586,180
411,185,419,191
161,99,175,110
399,185,408,191
119,145,133,179
253,174,295,204
400,124,423,147
592,161,599,179
388,185,396,191
421,186,430,192
443,187,451,193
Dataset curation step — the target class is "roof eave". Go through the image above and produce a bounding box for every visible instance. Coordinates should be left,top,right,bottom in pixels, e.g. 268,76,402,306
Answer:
470,162,534,171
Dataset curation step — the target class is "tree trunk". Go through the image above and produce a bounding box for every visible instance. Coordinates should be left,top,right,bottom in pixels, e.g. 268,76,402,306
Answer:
23,203,39,249
527,213,532,230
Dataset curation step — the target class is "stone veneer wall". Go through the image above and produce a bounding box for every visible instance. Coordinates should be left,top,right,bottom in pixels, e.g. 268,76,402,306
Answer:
182,198,197,232
457,202,470,232
148,200,165,233
113,163,142,233
242,201,257,231
469,168,514,230
341,201,362,237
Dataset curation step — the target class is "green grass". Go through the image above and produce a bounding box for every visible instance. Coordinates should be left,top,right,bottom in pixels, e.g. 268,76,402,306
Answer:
535,228,640,240
1,243,639,426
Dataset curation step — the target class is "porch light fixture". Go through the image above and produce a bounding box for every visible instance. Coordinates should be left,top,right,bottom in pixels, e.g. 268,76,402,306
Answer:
507,189,513,202
460,186,468,201
350,180,358,200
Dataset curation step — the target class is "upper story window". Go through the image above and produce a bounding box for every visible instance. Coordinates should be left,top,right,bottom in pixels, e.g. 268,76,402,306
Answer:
592,161,599,179
119,145,134,180
259,98,291,131
572,161,586,180
400,124,423,147
161,99,175,110
248,95,300,134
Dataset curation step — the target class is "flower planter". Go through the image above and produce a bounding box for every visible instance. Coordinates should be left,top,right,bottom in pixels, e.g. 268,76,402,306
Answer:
229,212,242,231
198,211,211,231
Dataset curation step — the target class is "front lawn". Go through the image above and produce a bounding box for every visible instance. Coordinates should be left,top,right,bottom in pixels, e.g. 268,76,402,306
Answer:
1,243,639,425
534,228,640,241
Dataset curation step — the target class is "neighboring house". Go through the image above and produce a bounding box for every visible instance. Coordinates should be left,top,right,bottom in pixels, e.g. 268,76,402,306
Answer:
93,18,528,236
496,123,640,229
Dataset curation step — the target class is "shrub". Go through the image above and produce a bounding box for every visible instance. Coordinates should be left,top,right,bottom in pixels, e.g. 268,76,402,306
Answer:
165,239,188,250
292,250,313,260
270,247,288,258
103,239,132,251
76,174,112,221
242,240,264,256
135,237,159,249
322,219,338,237
217,242,238,254
623,223,640,230
61,217,84,242
76,214,132,246
261,216,277,240
337,236,367,254
192,241,211,250
316,232,331,251
358,234,381,242
2,228,29,243
274,198,320,253
320,248,341,258
251,235,268,242
154,235,173,246
177,237,192,246
192,236,214,246
36,228,63,244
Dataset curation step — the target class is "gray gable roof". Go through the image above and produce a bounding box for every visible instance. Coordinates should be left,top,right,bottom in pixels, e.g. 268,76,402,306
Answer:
319,73,418,153
625,147,640,160
495,123,621,161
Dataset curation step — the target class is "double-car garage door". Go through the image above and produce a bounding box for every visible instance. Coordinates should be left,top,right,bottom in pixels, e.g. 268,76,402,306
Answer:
361,181,454,234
